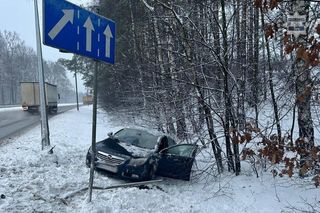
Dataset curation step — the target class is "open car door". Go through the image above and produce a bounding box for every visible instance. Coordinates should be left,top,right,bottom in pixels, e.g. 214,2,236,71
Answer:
156,144,198,181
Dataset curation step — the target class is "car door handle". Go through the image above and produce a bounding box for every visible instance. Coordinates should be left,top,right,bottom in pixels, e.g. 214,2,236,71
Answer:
173,158,180,162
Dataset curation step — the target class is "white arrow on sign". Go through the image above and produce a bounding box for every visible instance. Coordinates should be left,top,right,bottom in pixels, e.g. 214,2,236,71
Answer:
84,16,94,52
48,9,74,40
103,25,113,58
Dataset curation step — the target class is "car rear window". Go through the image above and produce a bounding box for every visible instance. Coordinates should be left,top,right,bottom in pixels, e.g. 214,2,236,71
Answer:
114,128,158,149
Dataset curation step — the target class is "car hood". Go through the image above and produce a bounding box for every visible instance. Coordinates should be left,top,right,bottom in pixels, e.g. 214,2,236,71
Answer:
96,138,153,158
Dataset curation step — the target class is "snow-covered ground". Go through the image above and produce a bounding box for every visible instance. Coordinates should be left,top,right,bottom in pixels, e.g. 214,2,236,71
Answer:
0,106,319,213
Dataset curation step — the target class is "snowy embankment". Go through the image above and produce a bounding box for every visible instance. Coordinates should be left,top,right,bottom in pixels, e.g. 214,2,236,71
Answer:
0,106,319,213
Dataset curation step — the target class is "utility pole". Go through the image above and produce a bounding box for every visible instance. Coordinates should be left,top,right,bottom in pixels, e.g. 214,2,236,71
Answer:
74,70,79,111
34,0,50,149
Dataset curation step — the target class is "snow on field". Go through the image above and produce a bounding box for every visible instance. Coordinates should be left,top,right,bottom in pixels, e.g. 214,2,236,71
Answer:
0,106,319,213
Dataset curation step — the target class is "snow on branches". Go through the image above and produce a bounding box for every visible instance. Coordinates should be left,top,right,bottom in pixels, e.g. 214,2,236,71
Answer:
254,0,320,68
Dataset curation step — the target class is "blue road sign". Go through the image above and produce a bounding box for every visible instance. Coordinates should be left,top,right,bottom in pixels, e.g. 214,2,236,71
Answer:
43,0,115,64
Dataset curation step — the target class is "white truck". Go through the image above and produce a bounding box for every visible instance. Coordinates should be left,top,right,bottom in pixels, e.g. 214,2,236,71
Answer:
20,82,58,114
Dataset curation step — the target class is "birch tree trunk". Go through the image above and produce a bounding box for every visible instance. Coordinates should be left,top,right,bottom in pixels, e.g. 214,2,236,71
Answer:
221,0,235,173
294,1,314,158
260,8,282,144
253,6,260,128
196,82,223,173
295,61,314,147
153,9,176,135
238,0,247,131
167,21,187,140
129,0,147,109
248,2,254,106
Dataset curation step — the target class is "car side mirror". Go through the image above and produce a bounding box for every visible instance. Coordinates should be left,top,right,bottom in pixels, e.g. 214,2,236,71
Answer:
107,132,113,138
159,148,168,155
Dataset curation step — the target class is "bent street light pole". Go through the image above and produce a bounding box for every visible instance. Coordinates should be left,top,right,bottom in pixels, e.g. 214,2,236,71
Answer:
34,0,50,149
88,60,98,202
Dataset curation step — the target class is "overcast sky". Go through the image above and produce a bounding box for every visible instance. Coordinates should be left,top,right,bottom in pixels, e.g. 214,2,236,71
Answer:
0,0,92,93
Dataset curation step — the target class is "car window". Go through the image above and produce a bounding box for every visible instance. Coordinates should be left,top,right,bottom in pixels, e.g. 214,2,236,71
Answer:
167,136,176,146
114,128,158,149
164,144,196,157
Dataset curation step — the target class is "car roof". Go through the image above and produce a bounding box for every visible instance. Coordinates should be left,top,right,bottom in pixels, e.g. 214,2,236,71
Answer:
114,128,177,148
115,127,175,138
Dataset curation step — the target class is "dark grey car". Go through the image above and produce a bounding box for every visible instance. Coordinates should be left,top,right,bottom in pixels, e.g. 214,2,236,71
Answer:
86,128,197,181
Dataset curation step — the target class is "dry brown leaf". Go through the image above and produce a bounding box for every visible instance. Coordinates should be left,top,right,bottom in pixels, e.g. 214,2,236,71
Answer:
310,58,319,67
265,24,275,39
310,146,319,160
296,94,306,103
254,0,263,8
299,164,309,176
270,0,278,10
312,175,320,188
261,148,269,157
233,135,240,144
285,44,294,54
240,135,245,144
284,157,290,167
288,167,293,177
302,51,310,64
272,153,277,164
308,36,315,44
244,132,252,142
296,46,305,60
242,148,255,160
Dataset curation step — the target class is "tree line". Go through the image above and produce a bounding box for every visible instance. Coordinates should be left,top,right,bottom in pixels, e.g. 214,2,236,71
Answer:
0,30,76,105
70,0,320,181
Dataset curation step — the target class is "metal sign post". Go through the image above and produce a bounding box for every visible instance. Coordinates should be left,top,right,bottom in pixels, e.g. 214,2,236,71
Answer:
34,0,50,149
43,0,116,202
88,60,98,202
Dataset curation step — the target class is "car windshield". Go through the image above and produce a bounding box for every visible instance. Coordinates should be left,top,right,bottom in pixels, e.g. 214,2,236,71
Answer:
114,128,158,149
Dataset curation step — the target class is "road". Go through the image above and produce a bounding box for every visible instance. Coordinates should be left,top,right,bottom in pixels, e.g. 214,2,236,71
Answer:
0,104,77,141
